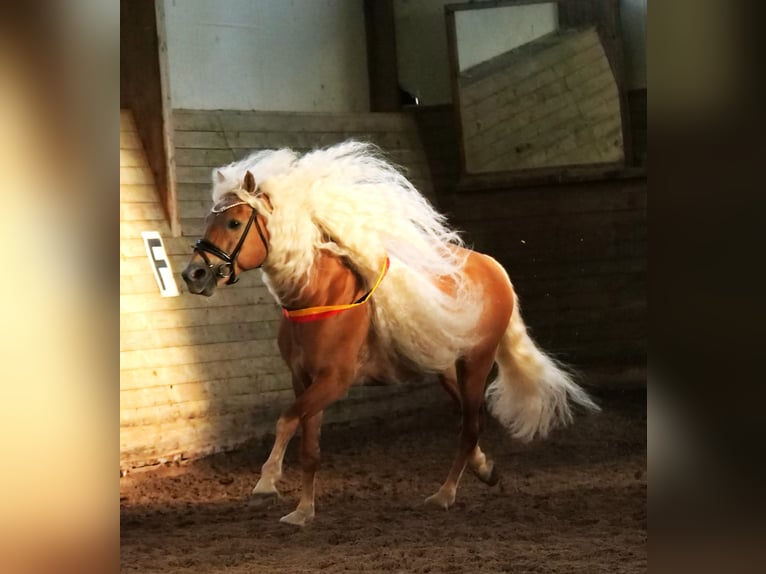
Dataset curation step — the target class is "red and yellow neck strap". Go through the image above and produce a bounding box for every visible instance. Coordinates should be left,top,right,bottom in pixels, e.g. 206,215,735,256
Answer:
282,257,390,323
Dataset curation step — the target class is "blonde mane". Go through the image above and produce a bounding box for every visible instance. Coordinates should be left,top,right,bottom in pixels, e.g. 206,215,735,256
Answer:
212,141,480,372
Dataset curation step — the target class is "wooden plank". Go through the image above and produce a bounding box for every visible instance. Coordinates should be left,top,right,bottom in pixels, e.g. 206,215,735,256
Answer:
119,355,288,390
448,190,646,221
120,267,265,295
176,183,212,202
212,110,414,133
173,109,411,132
209,129,422,152
120,149,146,167
120,253,196,276
120,388,294,428
120,304,281,332
119,285,273,313
174,130,229,149
119,202,167,222
120,408,285,465
174,148,235,167
120,272,172,295
120,219,172,238
503,257,646,282
178,200,215,220
172,110,222,131
120,131,143,150
120,184,158,203
120,373,290,410
119,320,281,352
176,166,214,184
120,339,277,370
120,166,155,185
120,110,137,131
122,376,290,409
120,236,192,258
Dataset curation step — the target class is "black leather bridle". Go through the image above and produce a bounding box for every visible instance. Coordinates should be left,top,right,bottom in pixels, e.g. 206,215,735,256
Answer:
193,203,269,285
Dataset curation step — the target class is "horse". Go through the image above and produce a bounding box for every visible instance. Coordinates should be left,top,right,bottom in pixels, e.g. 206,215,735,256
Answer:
181,141,599,526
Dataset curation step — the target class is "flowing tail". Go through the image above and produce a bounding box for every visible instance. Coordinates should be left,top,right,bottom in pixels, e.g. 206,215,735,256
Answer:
485,295,600,442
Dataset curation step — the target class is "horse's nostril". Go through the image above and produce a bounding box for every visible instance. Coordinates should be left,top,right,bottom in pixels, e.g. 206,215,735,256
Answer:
191,267,208,281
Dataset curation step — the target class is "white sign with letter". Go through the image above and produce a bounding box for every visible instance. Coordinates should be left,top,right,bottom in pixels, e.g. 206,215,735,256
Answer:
141,231,179,297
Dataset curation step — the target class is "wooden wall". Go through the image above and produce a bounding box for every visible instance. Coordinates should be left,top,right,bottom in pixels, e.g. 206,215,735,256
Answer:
440,175,646,372
459,27,623,172
121,101,645,470
120,0,174,231
120,108,445,471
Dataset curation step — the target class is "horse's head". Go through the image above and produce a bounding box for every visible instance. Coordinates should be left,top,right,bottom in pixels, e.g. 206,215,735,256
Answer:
182,171,270,296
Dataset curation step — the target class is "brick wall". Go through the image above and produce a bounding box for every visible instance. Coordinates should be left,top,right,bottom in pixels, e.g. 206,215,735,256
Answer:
459,27,624,173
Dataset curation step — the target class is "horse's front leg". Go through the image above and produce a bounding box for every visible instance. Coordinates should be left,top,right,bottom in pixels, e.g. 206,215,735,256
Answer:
279,409,323,526
253,368,354,525
250,372,307,503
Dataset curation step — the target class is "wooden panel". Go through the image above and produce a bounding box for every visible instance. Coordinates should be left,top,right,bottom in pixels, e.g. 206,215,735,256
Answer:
120,110,137,132
120,304,281,332
120,339,276,371
120,184,159,203
119,320,281,352
120,149,146,167
119,202,167,222
176,166,214,184
121,1,171,232
174,148,235,167
120,374,290,411
448,174,647,369
119,286,273,313
120,220,172,238
120,131,143,150
119,266,265,296
119,106,453,470
120,166,155,185
120,388,293,428
174,109,414,133
120,356,287,390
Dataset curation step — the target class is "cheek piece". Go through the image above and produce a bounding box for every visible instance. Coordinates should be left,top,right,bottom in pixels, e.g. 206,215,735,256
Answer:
192,206,269,284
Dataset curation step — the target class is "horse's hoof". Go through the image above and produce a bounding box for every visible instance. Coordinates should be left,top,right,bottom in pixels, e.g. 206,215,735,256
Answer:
485,465,500,486
474,462,500,486
424,490,455,510
248,491,281,508
280,508,314,527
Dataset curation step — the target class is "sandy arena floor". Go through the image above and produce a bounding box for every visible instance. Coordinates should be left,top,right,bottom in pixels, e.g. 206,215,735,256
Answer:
120,387,646,573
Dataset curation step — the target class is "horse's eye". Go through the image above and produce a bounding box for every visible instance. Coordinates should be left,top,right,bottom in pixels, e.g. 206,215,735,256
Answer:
228,220,241,230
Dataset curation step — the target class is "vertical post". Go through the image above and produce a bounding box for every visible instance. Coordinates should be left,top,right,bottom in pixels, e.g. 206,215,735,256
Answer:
154,0,181,236
364,0,400,112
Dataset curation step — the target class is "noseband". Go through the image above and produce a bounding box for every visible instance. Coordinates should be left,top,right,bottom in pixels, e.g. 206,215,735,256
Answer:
193,202,269,285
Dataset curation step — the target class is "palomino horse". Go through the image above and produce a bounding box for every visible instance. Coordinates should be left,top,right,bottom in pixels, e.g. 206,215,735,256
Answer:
182,142,599,526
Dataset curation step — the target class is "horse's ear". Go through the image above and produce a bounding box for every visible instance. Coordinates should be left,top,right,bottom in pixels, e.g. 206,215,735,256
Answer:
243,170,257,194
214,169,226,184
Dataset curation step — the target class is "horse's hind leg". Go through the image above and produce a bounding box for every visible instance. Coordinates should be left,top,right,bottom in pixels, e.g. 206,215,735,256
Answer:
439,368,498,486
279,410,323,526
427,351,496,509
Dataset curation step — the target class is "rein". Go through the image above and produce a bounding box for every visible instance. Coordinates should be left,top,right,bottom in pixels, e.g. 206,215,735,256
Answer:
193,202,269,285
282,257,390,323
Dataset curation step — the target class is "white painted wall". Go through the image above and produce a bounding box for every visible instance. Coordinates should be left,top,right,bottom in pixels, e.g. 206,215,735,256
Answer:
393,0,454,105
161,0,369,112
620,0,646,89
395,0,647,105
394,0,557,104
454,2,558,72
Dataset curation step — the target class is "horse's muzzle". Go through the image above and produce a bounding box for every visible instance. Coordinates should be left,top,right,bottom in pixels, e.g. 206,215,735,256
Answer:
181,262,217,296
